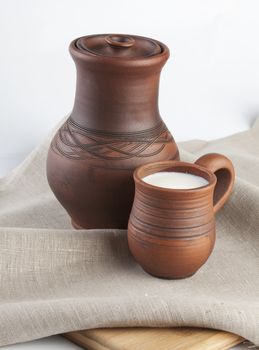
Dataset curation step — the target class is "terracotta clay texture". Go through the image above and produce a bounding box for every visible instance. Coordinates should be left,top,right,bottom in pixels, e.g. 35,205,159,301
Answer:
127,153,235,279
47,34,179,229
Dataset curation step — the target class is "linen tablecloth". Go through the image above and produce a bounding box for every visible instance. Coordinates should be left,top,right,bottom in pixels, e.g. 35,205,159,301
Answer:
0,117,258,346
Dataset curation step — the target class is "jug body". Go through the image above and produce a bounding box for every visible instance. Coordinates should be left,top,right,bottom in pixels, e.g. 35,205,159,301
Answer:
47,34,179,229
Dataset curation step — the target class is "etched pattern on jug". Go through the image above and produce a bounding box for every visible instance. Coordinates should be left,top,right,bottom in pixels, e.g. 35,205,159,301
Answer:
51,117,174,161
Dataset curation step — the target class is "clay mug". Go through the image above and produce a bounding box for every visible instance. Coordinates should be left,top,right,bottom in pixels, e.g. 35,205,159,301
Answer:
127,153,235,279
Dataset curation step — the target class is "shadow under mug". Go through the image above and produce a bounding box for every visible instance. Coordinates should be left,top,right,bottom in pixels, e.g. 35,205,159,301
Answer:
127,153,235,279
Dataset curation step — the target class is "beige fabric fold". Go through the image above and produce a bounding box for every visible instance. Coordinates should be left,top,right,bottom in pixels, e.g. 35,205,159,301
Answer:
0,118,258,346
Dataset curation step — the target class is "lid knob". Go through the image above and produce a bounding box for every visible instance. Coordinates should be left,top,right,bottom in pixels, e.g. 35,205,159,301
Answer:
105,35,135,48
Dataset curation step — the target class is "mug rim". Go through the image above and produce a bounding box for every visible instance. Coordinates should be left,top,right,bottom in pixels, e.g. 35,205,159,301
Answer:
133,160,217,193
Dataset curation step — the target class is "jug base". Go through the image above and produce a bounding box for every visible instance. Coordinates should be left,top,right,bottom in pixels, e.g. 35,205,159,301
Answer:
71,220,84,230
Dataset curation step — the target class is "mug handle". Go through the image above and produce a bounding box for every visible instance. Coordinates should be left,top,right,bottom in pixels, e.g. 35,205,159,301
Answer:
195,153,235,214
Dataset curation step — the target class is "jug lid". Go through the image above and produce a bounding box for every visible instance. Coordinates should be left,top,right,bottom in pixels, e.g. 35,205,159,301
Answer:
73,34,164,59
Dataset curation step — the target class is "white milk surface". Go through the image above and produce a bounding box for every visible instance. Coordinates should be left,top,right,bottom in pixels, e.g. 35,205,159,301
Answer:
142,171,209,189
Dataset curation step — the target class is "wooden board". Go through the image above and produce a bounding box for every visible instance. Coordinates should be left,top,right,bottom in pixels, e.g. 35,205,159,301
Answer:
64,327,244,350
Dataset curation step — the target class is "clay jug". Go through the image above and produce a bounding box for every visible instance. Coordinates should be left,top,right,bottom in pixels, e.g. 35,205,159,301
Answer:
47,34,179,229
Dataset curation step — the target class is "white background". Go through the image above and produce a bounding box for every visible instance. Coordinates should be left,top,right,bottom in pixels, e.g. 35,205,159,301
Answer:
1,0,259,175
0,0,257,348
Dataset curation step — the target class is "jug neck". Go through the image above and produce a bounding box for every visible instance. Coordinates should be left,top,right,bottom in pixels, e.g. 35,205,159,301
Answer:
70,58,166,133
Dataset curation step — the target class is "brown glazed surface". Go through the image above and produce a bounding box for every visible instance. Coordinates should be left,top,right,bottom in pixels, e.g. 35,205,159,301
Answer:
47,34,179,229
127,153,235,279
